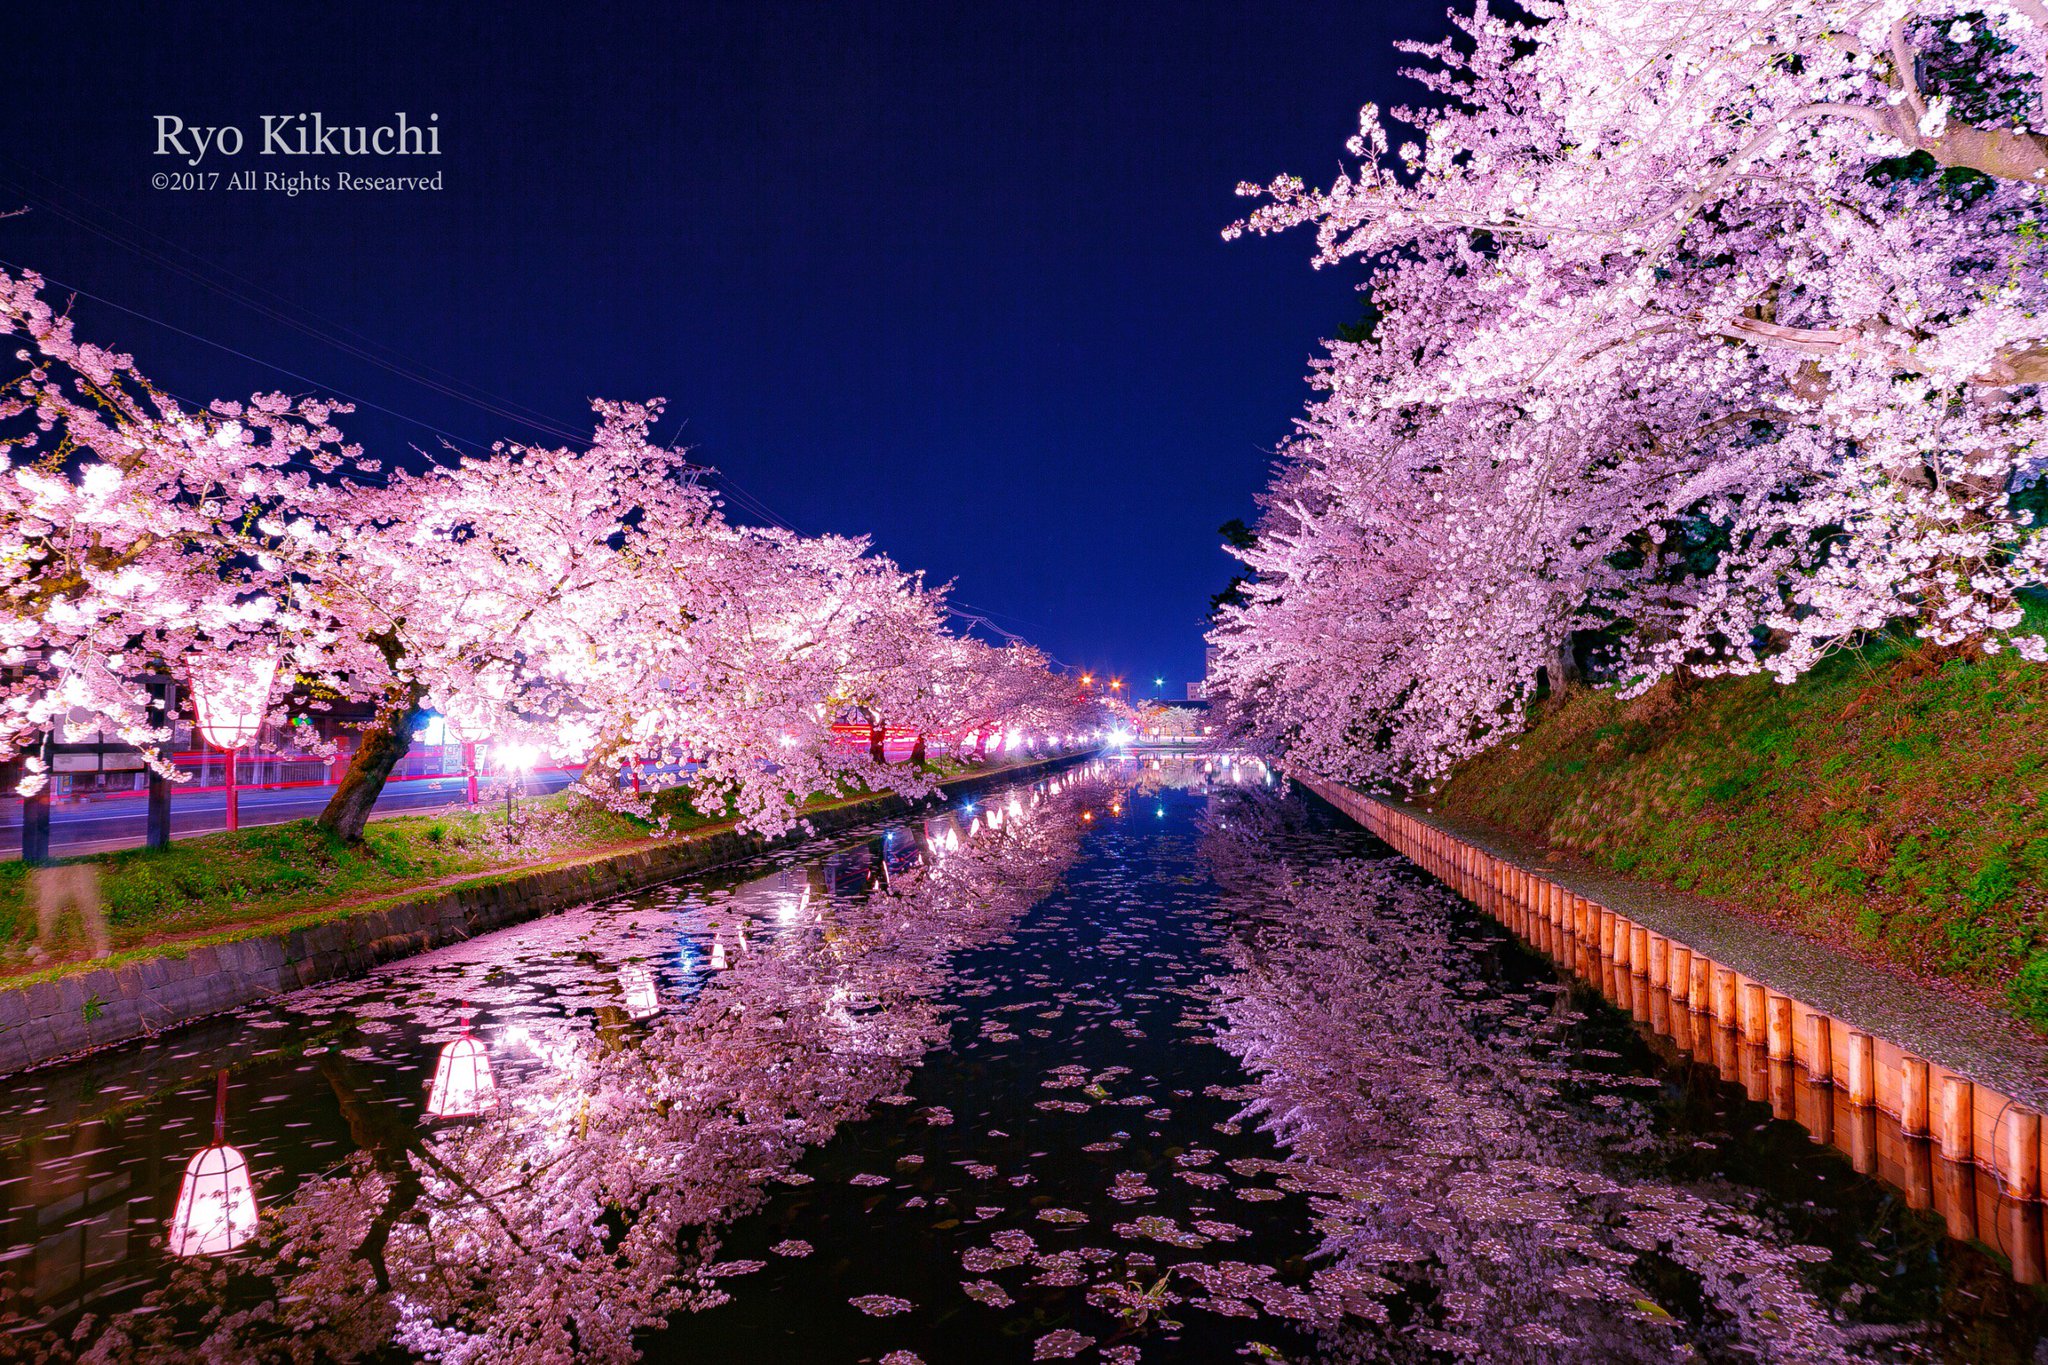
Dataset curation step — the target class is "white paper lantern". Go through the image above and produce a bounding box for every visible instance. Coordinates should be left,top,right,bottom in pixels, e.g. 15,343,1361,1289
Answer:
169,1072,258,1257
189,651,278,751
425,1033,498,1119
619,963,660,1019
168,1142,258,1257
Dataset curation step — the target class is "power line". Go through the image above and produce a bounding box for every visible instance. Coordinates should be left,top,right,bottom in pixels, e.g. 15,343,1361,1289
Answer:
0,161,592,446
0,253,505,461
0,209,1059,659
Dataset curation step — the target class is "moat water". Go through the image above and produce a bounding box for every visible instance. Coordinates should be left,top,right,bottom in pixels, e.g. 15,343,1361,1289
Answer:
1,757,2042,1362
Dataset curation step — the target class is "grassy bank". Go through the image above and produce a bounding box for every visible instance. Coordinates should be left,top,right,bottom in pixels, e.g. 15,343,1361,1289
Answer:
1434,630,2048,1025
0,762,972,984
0,799,667,982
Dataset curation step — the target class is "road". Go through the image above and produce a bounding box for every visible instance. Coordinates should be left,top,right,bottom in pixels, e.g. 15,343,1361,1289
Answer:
0,743,941,858
0,769,583,858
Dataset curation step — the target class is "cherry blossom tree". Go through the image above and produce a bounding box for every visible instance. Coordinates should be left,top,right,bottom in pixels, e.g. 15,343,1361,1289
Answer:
1211,0,2048,789
603,522,965,834
0,266,359,795
941,641,1104,762
277,399,728,838
295,430,1078,839
3,266,1082,835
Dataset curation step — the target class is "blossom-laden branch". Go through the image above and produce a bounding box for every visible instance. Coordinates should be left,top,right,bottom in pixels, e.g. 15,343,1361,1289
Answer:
0,269,1103,822
1210,0,2048,791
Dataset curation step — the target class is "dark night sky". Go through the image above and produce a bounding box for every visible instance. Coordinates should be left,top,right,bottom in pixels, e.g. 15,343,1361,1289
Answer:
5,1,1443,695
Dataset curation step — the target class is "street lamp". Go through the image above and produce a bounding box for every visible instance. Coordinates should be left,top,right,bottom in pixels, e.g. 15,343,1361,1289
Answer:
499,742,540,825
189,651,278,833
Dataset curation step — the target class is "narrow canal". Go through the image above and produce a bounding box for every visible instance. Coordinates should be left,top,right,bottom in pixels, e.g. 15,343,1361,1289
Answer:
1,758,2042,1362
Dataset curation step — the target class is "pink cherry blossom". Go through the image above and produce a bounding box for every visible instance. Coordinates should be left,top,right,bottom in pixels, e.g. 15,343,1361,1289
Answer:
1211,0,2048,788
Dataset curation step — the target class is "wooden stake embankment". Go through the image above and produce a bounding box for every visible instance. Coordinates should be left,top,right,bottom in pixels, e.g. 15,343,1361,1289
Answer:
1294,774,2048,1274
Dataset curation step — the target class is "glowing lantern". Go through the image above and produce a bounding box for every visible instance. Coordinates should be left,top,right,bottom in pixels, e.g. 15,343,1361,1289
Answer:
620,963,660,1019
425,1014,497,1119
710,939,728,971
168,1072,258,1258
189,650,278,832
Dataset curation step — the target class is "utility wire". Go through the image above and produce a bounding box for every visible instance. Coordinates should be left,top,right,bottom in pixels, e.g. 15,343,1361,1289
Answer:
0,161,590,445
0,196,1057,656
0,169,819,533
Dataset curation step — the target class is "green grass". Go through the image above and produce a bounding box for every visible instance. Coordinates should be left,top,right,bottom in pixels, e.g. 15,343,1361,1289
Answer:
1434,617,2048,1025
0,797,655,979
2,751,1044,985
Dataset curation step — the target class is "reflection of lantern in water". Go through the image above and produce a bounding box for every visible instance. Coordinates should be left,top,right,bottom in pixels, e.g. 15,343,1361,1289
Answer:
620,963,660,1019
169,1071,258,1257
426,1013,498,1119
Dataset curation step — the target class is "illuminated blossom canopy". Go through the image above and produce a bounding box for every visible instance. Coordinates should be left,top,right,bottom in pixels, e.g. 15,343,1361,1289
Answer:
0,268,1093,824
0,266,361,794
1210,0,2048,788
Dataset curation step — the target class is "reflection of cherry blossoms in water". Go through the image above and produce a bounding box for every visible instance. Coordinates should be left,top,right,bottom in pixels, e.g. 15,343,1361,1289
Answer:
1197,793,1872,1362
60,785,1087,1364
13,761,2034,1363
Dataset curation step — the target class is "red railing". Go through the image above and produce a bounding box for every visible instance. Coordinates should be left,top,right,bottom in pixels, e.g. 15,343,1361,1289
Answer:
47,742,593,808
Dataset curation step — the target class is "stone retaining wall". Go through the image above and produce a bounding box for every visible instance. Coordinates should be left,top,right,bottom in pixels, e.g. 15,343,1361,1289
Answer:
1301,775,2048,1275
0,753,1091,1076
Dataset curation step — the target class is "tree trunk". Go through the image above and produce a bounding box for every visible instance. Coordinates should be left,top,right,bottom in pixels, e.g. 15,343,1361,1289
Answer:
316,684,426,843
317,1054,427,1292
1551,634,1583,692
869,721,886,764
910,734,927,768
